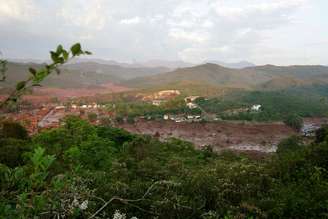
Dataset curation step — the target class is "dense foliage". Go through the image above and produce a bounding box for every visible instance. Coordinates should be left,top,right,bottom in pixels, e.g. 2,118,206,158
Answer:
1,117,328,218
196,89,328,121
283,114,304,131
109,97,201,121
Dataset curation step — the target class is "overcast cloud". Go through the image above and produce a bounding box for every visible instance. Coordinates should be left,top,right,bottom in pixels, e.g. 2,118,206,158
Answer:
0,0,327,65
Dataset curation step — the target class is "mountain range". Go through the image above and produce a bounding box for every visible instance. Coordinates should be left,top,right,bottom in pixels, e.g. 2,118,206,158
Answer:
124,63,328,90
2,60,328,93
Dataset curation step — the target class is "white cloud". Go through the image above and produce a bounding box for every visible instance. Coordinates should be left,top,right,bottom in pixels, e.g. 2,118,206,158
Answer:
0,0,39,22
58,0,107,30
1,0,324,65
120,16,141,25
169,28,209,43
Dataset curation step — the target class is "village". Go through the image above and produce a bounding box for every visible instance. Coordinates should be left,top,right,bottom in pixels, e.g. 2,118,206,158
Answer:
1,89,268,134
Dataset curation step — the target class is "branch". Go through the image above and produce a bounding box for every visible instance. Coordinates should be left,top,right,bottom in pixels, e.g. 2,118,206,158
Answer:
88,180,177,219
0,43,91,109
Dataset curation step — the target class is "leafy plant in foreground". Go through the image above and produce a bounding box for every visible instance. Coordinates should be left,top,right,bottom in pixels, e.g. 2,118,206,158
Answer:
0,43,91,108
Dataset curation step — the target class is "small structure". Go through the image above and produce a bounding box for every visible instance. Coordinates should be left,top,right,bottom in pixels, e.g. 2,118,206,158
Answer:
251,104,262,111
184,96,200,103
186,102,198,109
55,106,65,110
152,100,163,106
163,115,169,120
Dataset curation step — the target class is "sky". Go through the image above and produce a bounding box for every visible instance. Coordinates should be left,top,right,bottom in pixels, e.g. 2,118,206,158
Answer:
0,0,327,65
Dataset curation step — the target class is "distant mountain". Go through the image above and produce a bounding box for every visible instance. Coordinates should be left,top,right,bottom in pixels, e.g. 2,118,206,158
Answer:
247,65,328,79
124,63,271,89
64,62,170,80
3,61,328,93
205,60,255,69
8,58,48,64
71,58,195,70
69,58,255,69
70,58,144,68
0,61,170,89
138,60,194,69
124,63,328,90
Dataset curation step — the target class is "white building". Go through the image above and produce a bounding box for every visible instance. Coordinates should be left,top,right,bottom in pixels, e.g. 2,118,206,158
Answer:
184,96,200,103
152,100,163,106
187,102,198,109
251,104,262,111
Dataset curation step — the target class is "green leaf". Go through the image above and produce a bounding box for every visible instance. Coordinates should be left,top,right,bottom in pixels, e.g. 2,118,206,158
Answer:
56,45,63,54
71,43,82,56
50,51,60,63
16,81,26,90
62,50,69,60
84,51,92,55
29,67,37,76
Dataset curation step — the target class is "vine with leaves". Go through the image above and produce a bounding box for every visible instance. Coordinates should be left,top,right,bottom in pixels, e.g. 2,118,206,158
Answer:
0,43,91,108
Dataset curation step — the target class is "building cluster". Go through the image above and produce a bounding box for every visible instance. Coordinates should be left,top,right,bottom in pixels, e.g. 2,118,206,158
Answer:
137,90,181,106
184,96,200,109
4,102,111,134
223,104,262,116
163,114,202,123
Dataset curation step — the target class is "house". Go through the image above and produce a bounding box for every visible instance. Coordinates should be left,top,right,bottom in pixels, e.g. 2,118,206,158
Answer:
184,96,200,103
251,104,262,111
55,106,65,110
152,100,163,106
187,115,195,119
186,102,198,109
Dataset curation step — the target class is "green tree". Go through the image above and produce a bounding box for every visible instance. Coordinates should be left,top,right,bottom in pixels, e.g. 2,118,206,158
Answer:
0,121,28,139
284,114,303,131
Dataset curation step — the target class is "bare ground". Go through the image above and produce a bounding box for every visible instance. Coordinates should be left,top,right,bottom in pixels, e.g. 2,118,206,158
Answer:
118,120,296,153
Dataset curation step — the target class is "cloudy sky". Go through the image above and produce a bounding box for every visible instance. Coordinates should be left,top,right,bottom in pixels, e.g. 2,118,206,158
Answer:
0,0,327,65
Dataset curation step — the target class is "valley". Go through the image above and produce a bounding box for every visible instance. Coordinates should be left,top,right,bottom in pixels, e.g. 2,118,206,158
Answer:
2,61,328,155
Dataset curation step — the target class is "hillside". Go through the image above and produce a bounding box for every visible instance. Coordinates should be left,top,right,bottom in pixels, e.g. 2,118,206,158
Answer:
64,62,170,80
124,63,328,91
124,63,273,89
3,61,328,95
0,61,169,89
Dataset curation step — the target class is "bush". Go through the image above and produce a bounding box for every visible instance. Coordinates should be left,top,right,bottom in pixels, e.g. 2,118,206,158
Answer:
315,125,328,143
276,135,303,155
0,138,28,167
87,112,97,122
0,121,28,139
283,114,303,131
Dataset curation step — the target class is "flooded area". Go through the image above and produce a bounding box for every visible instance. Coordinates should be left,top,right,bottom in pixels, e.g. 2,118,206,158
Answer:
118,120,296,153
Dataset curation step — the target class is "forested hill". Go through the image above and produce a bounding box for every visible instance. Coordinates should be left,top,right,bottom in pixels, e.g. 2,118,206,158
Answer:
124,63,328,90
2,61,328,92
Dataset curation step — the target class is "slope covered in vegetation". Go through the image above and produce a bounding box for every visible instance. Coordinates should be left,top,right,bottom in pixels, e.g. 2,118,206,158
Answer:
1,117,328,218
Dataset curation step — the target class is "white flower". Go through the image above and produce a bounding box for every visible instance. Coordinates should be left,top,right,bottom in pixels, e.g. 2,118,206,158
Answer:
79,200,88,210
72,197,79,207
113,210,126,219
